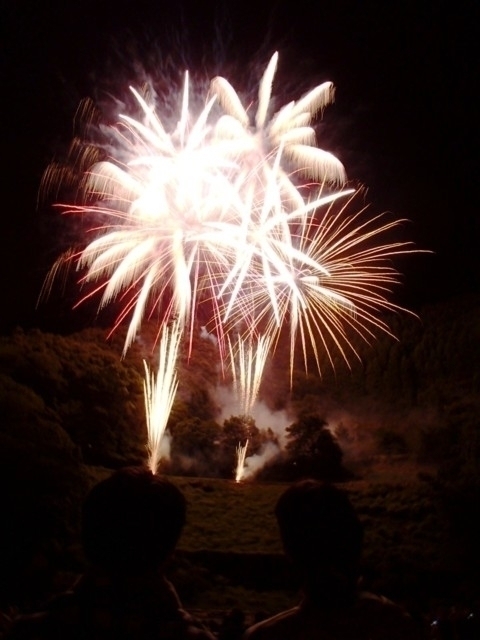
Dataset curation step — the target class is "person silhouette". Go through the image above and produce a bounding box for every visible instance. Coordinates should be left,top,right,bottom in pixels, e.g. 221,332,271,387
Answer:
7,466,215,639
243,479,425,639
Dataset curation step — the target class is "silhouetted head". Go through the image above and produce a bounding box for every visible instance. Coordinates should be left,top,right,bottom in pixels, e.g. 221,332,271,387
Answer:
275,480,363,598
82,466,186,575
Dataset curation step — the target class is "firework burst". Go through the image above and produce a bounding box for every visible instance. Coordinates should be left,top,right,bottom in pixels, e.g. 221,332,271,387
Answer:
223,189,416,379
44,52,349,358
42,53,421,469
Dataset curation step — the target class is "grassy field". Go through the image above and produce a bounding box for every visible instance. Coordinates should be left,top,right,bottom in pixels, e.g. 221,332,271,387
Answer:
21,460,469,622
167,478,294,614
162,463,468,618
176,477,286,554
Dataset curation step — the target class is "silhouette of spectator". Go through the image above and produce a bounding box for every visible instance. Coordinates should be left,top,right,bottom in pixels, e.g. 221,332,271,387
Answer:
243,479,425,639
7,466,215,639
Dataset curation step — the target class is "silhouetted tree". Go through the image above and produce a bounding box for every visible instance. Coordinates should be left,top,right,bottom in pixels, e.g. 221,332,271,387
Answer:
169,417,221,475
0,328,145,467
285,414,345,481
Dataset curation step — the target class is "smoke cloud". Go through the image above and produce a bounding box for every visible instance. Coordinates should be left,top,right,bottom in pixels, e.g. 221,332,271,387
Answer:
242,441,281,480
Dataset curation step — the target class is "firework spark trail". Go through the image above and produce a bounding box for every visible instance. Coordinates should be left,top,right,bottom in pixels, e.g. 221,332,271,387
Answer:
228,333,273,417
235,439,249,483
221,189,416,380
214,184,355,336
208,135,354,329
143,321,181,473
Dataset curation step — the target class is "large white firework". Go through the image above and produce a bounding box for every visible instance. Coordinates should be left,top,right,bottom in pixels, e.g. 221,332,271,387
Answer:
43,53,417,467
46,52,349,356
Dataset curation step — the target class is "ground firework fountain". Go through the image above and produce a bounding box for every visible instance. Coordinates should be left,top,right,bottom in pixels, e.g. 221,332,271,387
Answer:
235,440,249,483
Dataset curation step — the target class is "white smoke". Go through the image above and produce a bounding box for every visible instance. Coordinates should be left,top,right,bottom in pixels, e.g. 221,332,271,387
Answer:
159,431,171,460
200,325,218,345
242,441,281,480
213,385,292,478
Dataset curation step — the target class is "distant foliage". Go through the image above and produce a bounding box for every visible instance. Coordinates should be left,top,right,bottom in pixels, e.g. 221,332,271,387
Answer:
0,328,145,467
0,296,479,609
168,417,221,476
0,294,478,482
283,413,347,481
268,295,479,413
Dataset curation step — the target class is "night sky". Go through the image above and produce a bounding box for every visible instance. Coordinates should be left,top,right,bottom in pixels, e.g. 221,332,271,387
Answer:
2,0,478,333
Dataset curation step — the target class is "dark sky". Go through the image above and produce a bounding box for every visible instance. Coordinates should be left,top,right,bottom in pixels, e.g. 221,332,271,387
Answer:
2,0,478,333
